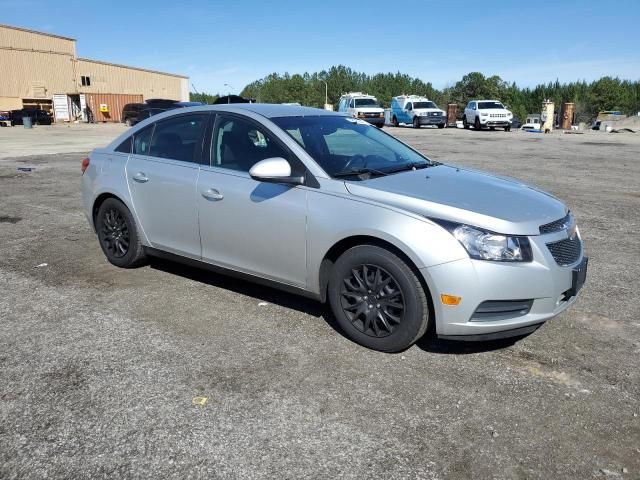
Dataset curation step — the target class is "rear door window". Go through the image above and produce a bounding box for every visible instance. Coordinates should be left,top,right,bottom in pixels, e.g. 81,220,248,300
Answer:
148,114,207,163
133,125,154,155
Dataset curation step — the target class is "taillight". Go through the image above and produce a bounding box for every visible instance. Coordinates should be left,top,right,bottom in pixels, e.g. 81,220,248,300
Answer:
81,157,90,174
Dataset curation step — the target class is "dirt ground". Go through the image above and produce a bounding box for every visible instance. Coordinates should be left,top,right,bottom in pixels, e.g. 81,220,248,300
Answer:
0,122,639,479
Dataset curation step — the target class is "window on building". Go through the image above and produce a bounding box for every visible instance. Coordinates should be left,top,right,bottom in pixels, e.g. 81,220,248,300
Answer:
81,76,91,87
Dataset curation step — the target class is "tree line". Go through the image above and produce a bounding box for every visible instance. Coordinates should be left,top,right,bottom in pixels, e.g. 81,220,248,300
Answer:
191,66,640,123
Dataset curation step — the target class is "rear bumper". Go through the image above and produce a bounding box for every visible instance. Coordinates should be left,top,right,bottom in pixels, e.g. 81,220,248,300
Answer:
419,250,585,338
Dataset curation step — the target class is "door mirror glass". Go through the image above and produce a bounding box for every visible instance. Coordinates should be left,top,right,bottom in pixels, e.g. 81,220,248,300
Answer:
249,157,304,185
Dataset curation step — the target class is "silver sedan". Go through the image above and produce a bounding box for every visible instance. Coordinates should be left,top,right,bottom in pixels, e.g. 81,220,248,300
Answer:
81,104,587,351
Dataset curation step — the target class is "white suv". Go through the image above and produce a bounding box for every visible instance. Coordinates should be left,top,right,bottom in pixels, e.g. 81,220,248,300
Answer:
463,100,513,131
338,93,385,127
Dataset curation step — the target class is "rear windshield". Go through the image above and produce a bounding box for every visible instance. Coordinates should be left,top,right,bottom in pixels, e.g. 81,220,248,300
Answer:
478,101,504,109
413,101,437,109
354,98,380,108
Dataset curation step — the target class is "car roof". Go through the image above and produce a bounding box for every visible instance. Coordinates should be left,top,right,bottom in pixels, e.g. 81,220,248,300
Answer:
174,103,344,119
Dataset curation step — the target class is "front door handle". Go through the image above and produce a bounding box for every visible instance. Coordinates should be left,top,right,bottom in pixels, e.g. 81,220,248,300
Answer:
132,172,149,183
201,188,224,201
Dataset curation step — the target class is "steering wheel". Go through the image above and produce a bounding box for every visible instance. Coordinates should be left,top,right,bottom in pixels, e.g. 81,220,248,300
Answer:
343,154,367,171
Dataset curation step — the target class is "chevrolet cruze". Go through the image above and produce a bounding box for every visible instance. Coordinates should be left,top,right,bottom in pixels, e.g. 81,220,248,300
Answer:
81,104,587,352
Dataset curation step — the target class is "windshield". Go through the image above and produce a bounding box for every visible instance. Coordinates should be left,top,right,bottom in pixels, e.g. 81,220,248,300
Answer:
413,101,437,109
354,98,380,108
478,101,505,109
272,115,433,179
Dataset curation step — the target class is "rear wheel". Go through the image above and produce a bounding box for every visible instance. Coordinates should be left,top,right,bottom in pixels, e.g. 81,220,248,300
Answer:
413,117,420,129
96,198,146,268
328,245,430,352
463,116,469,129
474,117,481,130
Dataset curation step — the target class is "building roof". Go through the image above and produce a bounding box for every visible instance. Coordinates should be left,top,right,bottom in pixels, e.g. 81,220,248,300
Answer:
78,57,188,79
0,23,75,42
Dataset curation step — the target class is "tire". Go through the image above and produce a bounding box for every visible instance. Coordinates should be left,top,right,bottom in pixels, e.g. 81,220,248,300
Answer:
413,117,420,129
489,126,495,131
504,125,511,132
125,118,132,127
377,124,384,129
328,245,430,352
463,116,469,129
95,198,147,268
438,123,445,129
392,116,399,127
474,117,481,130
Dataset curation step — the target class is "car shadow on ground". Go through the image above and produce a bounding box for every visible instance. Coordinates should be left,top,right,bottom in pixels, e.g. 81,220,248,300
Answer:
148,257,524,355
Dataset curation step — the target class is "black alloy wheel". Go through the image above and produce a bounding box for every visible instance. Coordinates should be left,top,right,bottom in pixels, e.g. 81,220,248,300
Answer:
95,198,146,268
328,245,430,352
474,117,481,130
340,264,405,338
100,207,130,258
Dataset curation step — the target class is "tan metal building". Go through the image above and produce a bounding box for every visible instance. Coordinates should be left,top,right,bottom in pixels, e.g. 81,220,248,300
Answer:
0,23,189,121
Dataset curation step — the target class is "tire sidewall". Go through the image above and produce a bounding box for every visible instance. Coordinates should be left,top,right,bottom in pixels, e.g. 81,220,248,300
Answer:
96,198,141,268
328,246,428,352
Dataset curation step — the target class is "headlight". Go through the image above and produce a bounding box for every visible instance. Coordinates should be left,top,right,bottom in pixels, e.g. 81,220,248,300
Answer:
481,112,489,116
435,221,532,262
507,112,513,118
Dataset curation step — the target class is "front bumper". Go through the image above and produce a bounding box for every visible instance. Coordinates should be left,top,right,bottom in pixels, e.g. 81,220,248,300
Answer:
360,116,385,126
479,117,511,126
418,116,446,125
419,236,585,339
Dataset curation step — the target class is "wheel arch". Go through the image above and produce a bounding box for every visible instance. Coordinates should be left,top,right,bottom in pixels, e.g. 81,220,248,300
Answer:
318,235,433,308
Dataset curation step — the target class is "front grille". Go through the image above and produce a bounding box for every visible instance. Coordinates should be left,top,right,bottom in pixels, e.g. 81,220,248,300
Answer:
540,212,571,234
546,236,582,266
471,299,533,322
490,113,507,118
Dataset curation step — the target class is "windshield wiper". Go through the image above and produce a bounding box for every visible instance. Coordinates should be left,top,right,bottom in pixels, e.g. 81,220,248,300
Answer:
384,161,437,174
333,167,390,178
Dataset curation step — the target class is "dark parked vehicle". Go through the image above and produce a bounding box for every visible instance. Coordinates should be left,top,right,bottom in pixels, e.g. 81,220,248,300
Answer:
10,109,52,126
135,101,204,123
510,116,522,129
121,103,145,126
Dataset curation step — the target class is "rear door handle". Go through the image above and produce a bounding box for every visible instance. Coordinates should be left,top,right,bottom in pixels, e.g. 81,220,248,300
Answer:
201,188,224,201
132,172,149,183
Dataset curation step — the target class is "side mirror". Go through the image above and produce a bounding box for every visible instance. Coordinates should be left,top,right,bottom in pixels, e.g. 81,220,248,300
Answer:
249,157,305,185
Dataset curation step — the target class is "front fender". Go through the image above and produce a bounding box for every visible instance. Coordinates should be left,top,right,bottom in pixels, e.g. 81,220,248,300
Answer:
306,190,468,294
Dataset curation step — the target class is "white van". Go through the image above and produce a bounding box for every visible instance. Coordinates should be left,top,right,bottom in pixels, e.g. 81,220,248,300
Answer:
337,92,385,127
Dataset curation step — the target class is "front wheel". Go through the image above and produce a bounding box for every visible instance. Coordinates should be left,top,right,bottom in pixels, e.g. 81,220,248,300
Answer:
125,118,132,127
392,115,399,127
474,117,481,130
328,245,430,352
463,116,469,129
438,123,445,129
504,125,511,132
413,117,420,129
96,198,147,268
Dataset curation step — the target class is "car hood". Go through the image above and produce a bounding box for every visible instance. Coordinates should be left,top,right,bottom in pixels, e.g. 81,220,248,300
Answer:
344,165,567,235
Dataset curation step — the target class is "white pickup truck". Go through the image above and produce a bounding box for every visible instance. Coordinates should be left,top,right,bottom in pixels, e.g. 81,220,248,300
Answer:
463,100,513,131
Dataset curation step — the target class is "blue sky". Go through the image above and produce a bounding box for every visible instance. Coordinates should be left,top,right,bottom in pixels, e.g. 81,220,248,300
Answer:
2,0,639,94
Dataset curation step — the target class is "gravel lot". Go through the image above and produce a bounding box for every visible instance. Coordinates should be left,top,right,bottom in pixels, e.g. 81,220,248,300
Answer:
1,123,639,479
